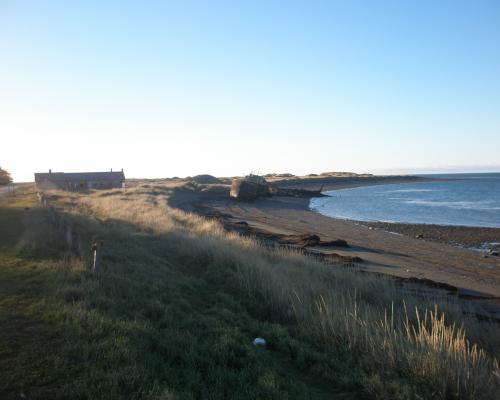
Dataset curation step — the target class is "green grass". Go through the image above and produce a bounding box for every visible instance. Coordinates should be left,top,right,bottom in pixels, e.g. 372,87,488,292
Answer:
0,198,69,398
1,186,499,399
0,191,352,399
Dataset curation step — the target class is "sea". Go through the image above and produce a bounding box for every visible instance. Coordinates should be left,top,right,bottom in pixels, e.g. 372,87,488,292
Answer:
309,173,500,228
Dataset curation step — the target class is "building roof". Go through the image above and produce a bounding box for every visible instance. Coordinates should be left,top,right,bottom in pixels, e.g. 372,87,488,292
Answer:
35,171,125,183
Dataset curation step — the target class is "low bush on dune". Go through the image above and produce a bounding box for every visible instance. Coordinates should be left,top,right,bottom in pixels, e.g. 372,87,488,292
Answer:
190,174,221,184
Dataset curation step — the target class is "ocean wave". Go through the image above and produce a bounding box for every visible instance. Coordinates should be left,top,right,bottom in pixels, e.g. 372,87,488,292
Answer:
403,199,500,211
310,178,500,227
385,189,440,193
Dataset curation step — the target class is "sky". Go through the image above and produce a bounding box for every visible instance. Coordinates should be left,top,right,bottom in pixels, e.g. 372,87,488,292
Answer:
1,0,500,182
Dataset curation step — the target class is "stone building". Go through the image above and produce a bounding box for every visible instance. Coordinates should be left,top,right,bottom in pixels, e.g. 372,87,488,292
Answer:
35,169,125,191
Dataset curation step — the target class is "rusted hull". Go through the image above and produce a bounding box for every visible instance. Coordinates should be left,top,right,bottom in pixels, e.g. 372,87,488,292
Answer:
230,179,270,201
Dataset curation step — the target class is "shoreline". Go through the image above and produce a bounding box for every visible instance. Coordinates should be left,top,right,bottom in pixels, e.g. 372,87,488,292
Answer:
168,175,500,312
359,221,500,253
305,178,500,252
211,195,500,300
269,174,430,192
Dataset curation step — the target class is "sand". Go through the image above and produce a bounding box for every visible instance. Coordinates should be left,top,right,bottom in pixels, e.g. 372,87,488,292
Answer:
210,196,500,297
168,175,500,317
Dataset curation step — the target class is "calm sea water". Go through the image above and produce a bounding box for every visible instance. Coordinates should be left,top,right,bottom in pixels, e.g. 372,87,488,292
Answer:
309,173,500,228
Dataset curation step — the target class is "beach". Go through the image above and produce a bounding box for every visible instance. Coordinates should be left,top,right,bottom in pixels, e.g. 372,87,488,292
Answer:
175,176,500,313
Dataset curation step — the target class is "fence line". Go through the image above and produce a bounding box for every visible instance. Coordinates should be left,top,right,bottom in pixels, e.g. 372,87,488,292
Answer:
38,192,101,273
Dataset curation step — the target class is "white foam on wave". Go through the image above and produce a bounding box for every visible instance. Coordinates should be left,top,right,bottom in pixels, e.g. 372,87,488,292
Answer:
310,178,500,227
403,199,500,211
385,188,440,193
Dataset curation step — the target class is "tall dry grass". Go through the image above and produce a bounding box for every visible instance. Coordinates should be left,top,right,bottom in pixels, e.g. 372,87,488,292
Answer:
50,186,500,399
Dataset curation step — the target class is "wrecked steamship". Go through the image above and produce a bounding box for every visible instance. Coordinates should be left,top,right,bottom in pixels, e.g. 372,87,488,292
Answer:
230,174,324,201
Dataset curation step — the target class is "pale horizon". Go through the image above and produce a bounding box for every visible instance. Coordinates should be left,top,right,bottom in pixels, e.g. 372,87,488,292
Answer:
13,165,500,183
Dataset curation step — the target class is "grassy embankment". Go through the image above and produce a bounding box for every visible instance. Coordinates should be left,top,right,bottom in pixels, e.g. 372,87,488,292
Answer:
1,183,499,399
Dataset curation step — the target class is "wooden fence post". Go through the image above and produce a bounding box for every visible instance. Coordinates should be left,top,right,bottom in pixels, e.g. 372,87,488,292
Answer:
39,193,90,263
91,240,101,274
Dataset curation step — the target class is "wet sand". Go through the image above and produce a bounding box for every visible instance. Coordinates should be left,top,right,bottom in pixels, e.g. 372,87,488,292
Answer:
167,174,500,318
362,221,500,251
209,195,500,300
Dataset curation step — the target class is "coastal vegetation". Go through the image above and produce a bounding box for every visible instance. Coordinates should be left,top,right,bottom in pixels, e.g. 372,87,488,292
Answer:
0,166,13,186
1,183,499,399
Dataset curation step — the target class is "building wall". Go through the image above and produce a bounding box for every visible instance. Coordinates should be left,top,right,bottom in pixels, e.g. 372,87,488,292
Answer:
37,179,124,191
36,180,60,191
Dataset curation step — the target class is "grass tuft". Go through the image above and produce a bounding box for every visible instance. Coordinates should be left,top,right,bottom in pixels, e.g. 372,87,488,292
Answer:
1,185,499,399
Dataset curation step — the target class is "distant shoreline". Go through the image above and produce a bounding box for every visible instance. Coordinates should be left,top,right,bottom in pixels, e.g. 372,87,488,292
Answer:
268,174,430,192
305,176,500,249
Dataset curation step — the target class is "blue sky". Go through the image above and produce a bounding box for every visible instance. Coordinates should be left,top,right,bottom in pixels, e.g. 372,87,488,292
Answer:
1,1,500,181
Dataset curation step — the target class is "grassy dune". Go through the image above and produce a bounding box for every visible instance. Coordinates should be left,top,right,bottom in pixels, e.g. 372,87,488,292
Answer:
1,184,499,399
